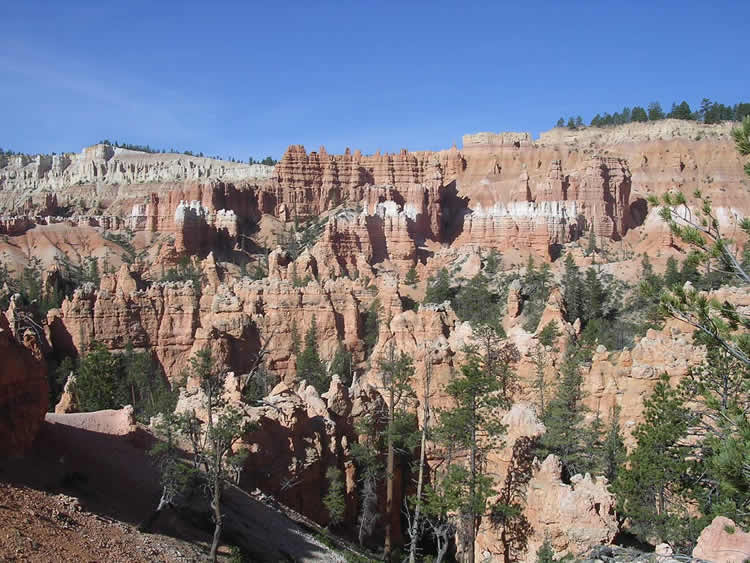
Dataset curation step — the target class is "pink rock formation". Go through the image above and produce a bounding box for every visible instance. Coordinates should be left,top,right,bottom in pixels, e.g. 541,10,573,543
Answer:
519,455,616,561
693,516,750,563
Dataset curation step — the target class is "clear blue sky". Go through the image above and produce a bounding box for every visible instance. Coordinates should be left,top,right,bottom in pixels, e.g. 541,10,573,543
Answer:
2,0,748,160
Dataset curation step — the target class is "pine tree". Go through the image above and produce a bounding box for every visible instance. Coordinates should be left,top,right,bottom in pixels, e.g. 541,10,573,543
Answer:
484,249,502,276
453,272,503,331
614,375,699,549
176,348,248,562
670,101,693,120
435,347,516,563
583,267,606,322
648,101,665,121
329,344,353,386
323,466,346,527
424,268,453,304
75,342,125,411
556,117,565,128
377,345,417,560
535,341,597,477
536,536,556,563
631,106,648,122
363,298,381,358
405,265,418,286
296,316,328,393
585,228,597,256
290,320,301,356
562,254,583,324
599,404,626,483
664,256,681,287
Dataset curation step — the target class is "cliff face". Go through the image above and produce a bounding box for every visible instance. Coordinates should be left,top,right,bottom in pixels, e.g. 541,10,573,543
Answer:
2,120,749,558
0,144,272,196
268,145,465,220
49,259,371,383
2,120,746,261
0,314,49,456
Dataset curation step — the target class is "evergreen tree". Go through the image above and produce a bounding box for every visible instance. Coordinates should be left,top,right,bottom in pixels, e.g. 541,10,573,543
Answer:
484,249,502,276
296,316,328,393
684,344,750,528
424,268,454,304
351,408,385,547
329,344,353,386
75,342,125,411
521,257,553,333
435,346,516,562
453,272,503,332
536,536,556,563
670,100,694,120
575,116,583,128
538,320,560,348
614,375,699,549
377,345,417,560
122,343,175,423
631,106,648,122
175,348,247,562
566,117,576,130
583,267,606,321
323,466,346,527
585,228,597,256
556,117,565,128
405,265,418,286
599,404,626,483
535,341,597,477
532,344,549,419
562,254,584,324
290,320,301,356
648,101,665,121
363,298,381,358
664,256,681,287
736,103,750,121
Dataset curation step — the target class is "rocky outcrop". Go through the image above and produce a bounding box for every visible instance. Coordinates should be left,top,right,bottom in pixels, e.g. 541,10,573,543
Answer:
692,516,750,563
538,118,736,146
269,145,465,221
520,455,617,561
46,406,137,436
463,132,533,148
48,258,373,383
0,144,272,196
457,156,632,257
0,315,49,456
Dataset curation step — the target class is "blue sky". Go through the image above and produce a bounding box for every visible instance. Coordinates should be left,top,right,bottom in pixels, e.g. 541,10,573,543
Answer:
2,1,748,159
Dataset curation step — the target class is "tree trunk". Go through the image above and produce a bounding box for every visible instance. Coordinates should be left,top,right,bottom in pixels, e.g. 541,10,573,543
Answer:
385,382,395,562
409,361,431,563
138,489,169,533
210,473,222,562
468,398,477,563
436,531,448,563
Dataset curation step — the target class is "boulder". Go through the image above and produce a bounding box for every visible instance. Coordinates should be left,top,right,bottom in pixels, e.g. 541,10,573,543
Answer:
693,516,750,563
